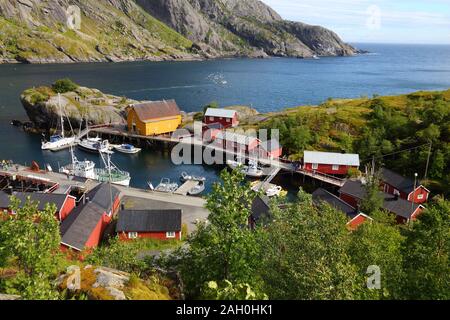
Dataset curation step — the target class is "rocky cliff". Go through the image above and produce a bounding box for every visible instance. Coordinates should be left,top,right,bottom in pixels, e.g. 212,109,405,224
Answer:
1,0,359,63
21,85,135,131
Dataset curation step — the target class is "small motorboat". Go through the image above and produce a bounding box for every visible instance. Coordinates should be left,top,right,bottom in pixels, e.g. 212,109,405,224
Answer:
180,171,206,182
227,159,265,178
251,181,287,197
114,144,141,154
78,138,112,154
151,178,179,193
188,181,205,196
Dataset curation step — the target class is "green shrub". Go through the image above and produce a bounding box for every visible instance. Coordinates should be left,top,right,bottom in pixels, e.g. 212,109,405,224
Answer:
52,78,78,93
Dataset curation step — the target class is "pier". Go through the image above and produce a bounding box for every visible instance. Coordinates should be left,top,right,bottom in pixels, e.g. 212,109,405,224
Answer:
174,180,200,196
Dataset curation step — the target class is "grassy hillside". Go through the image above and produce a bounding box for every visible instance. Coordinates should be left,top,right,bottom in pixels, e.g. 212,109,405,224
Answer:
0,1,194,63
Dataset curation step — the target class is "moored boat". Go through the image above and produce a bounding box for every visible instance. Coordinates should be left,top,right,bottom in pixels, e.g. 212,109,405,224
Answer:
41,94,78,151
149,178,179,193
188,181,205,195
78,138,112,154
180,171,206,182
114,144,141,154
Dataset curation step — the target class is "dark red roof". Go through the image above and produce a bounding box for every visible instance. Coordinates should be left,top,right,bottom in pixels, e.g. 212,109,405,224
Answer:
131,100,181,121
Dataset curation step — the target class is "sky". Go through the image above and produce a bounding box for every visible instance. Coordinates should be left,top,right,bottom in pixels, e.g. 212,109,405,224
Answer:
261,0,450,44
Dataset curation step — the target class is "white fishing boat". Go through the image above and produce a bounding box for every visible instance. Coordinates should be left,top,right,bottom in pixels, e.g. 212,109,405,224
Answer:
59,147,97,180
41,94,77,151
114,144,141,154
188,181,205,195
60,147,130,186
149,178,178,193
95,151,131,186
180,171,206,182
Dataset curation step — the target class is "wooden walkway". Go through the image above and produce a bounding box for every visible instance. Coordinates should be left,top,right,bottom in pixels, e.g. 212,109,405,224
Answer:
174,180,199,196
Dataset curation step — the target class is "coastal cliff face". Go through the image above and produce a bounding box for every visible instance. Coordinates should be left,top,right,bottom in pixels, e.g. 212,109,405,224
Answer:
1,0,358,63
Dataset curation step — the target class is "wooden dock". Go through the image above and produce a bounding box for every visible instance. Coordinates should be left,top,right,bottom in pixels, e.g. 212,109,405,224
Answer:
174,180,199,196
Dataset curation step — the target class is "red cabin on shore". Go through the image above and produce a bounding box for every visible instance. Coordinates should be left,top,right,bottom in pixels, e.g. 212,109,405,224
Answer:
338,180,424,224
60,184,121,252
116,209,182,241
303,151,360,175
259,139,283,159
380,168,430,204
312,188,372,230
0,191,76,222
214,131,260,155
204,108,239,129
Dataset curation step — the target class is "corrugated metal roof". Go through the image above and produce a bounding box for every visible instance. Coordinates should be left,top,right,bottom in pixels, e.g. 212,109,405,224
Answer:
304,151,360,166
216,131,259,145
204,108,237,118
312,188,357,219
131,100,180,121
0,191,67,211
339,180,421,219
116,209,182,232
381,168,417,193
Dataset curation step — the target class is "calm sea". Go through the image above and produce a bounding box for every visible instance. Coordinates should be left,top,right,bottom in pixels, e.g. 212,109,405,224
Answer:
0,43,449,192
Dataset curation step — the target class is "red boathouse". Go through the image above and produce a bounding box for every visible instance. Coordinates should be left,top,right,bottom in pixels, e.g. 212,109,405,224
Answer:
60,184,121,252
380,168,430,204
204,108,239,128
303,151,360,175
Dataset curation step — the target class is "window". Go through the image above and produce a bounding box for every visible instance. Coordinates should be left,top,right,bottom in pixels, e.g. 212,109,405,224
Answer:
312,163,318,170
128,232,138,239
166,231,176,239
394,189,400,196
227,118,231,123
417,194,424,200
209,117,214,122
332,164,339,171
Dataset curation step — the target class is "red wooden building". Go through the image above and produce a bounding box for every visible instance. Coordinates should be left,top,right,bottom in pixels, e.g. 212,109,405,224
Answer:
60,184,121,252
214,131,260,155
338,180,424,224
204,108,239,128
259,139,283,159
202,123,224,142
0,191,76,222
116,209,182,241
380,168,430,204
312,188,372,230
303,151,360,175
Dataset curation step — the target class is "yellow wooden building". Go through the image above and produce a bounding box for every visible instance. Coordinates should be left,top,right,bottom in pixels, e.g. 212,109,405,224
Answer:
127,100,182,136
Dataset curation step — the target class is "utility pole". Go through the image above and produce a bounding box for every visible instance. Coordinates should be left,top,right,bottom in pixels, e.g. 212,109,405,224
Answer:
424,140,432,181
410,173,418,224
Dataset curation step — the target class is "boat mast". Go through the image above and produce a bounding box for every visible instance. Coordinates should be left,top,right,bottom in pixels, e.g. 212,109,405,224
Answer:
59,93,64,138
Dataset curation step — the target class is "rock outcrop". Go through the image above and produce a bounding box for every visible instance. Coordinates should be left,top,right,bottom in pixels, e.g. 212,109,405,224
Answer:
20,85,135,131
1,0,361,63
57,265,182,300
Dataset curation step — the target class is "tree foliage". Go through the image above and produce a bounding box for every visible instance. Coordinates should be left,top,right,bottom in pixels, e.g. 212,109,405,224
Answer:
172,169,265,298
52,78,78,94
0,197,61,299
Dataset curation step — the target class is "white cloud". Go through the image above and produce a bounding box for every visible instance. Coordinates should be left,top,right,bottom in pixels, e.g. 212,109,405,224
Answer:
261,0,450,44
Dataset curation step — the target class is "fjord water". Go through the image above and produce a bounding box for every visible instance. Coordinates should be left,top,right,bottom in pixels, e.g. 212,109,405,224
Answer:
0,43,449,191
